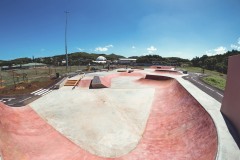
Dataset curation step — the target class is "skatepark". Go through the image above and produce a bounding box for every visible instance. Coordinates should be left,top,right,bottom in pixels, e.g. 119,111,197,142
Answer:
0,61,239,159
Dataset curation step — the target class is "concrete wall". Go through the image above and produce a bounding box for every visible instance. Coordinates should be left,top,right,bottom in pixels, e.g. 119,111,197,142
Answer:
221,55,240,136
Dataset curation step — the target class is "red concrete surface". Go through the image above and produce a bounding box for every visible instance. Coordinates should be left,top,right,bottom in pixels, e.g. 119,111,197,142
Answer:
98,72,146,88
78,79,92,88
154,69,182,75
0,103,85,160
104,72,146,79
0,75,217,160
99,77,111,88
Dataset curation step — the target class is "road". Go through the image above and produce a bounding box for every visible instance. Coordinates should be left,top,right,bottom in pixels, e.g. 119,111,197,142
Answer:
183,72,224,103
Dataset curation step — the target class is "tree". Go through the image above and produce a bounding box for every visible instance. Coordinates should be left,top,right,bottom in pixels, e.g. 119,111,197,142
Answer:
190,50,240,74
191,56,200,67
205,57,217,70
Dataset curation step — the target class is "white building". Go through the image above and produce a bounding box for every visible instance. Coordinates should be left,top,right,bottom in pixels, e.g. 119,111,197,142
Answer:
93,56,107,64
118,58,137,65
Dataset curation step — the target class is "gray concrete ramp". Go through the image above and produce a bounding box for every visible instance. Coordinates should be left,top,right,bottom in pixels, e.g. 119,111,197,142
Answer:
91,76,110,88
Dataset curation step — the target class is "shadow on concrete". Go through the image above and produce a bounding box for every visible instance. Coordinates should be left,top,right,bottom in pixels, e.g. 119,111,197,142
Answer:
221,112,240,149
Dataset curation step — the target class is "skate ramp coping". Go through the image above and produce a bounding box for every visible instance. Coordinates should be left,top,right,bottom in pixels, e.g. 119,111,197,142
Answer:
145,74,172,80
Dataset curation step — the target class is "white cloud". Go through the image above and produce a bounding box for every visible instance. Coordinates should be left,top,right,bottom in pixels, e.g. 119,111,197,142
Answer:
77,48,84,51
95,44,113,52
105,44,113,48
132,46,136,49
205,46,227,56
230,38,240,51
206,38,240,56
141,53,148,56
230,44,240,50
95,47,108,52
205,50,213,56
147,45,157,53
214,46,227,55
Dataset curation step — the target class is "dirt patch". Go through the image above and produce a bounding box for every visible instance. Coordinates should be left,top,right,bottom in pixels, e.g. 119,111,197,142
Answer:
0,78,58,96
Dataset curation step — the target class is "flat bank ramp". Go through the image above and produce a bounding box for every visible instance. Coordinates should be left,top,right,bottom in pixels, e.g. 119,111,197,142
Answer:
0,77,218,159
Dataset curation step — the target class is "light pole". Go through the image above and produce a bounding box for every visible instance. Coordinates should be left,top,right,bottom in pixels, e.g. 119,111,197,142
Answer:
65,11,69,71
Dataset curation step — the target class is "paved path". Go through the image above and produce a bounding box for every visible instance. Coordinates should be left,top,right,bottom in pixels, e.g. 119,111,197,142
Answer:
183,72,224,103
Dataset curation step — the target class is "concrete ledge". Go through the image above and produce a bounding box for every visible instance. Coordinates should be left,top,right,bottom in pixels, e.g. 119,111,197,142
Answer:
117,69,127,72
54,77,69,89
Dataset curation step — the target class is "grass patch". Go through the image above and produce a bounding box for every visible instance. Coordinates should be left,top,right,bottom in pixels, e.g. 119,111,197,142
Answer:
0,65,123,95
202,75,226,90
179,66,226,78
179,67,203,73
179,66,227,91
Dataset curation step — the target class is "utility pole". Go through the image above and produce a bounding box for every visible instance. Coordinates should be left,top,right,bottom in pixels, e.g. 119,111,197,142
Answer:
65,11,70,71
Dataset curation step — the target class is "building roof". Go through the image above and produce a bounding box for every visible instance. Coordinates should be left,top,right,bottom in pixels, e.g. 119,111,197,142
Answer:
119,58,137,61
96,56,107,61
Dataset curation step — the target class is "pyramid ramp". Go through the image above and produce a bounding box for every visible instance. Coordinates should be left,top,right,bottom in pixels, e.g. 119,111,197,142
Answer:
91,76,110,88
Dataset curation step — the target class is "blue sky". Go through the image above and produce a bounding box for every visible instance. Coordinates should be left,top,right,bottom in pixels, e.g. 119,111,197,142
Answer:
1,0,240,60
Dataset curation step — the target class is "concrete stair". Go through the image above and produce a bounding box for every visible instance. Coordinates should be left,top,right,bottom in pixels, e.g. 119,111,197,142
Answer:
64,80,78,86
